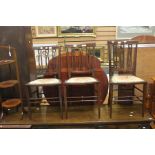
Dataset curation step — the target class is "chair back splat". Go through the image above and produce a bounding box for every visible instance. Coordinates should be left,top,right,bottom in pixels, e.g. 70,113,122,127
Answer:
108,40,138,77
65,43,96,78
34,46,61,78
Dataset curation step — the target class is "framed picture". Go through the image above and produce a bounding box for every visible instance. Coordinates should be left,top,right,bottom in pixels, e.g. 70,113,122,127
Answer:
58,26,96,37
117,26,155,39
35,26,57,38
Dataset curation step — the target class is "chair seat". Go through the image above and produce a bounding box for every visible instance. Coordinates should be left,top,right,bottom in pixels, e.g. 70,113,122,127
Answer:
26,78,61,86
110,75,145,84
65,77,98,85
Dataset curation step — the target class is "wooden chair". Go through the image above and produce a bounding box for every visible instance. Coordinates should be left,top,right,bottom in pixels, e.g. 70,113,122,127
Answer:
108,40,147,118
25,45,63,119
64,43,101,119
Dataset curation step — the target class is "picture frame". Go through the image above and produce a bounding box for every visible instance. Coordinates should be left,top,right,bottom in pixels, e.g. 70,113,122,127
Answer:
34,26,57,38
58,26,96,37
117,26,155,39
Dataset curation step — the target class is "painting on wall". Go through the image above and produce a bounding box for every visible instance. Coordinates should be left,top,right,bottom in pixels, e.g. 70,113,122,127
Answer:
58,26,96,37
117,26,155,39
35,26,57,38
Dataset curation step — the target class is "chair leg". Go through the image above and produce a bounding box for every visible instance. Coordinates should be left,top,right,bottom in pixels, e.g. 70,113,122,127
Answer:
109,84,113,118
26,86,32,120
59,85,63,119
142,83,147,117
108,84,111,107
98,103,101,119
97,83,101,119
0,107,4,120
64,85,68,119
36,86,40,98
28,101,32,120
20,110,24,120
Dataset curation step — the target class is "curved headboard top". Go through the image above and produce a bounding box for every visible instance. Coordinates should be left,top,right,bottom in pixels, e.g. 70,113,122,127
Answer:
132,35,155,43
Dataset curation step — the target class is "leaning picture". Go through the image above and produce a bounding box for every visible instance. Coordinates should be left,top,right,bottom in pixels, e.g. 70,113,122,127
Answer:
117,26,155,39
58,26,95,37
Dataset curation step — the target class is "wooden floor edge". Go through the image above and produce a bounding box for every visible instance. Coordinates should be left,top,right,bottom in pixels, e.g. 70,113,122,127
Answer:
0,125,32,129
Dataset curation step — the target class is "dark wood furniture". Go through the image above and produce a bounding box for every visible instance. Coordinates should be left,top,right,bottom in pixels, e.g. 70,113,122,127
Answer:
132,35,155,43
63,43,101,119
150,77,155,118
0,26,36,103
131,35,155,113
25,46,63,119
33,45,62,98
44,48,108,106
108,40,147,118
0,45,23,119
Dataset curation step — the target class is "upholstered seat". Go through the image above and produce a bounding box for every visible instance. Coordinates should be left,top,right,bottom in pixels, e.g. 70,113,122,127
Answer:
26,78,61,86
65,77,99,85
111,75,145,84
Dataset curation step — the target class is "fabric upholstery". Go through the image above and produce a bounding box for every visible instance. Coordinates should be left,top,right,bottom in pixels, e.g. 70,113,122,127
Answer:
27,78,61,86
111,74,145,84
65,77,98,84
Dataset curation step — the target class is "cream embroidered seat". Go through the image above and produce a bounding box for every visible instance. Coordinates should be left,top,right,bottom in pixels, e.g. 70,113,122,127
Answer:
65,77,98,85
111,75,145,84
26,78,61,86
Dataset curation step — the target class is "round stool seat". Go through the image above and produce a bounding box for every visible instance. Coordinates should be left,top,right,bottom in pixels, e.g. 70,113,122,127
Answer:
2,99,21,108
0,80,18,88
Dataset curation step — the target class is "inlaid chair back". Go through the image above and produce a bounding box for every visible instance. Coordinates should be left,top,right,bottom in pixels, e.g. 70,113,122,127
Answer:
34,45,61,78
65,43,96,78
108,40,138,77
107,40,147,118
26,45,63,119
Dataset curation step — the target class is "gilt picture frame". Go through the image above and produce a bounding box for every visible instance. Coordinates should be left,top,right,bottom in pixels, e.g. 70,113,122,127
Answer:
58,26,96,37
35,26,57,38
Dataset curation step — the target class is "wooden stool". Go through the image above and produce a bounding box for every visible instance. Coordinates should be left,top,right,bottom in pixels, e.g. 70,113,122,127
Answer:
1,99,22,119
